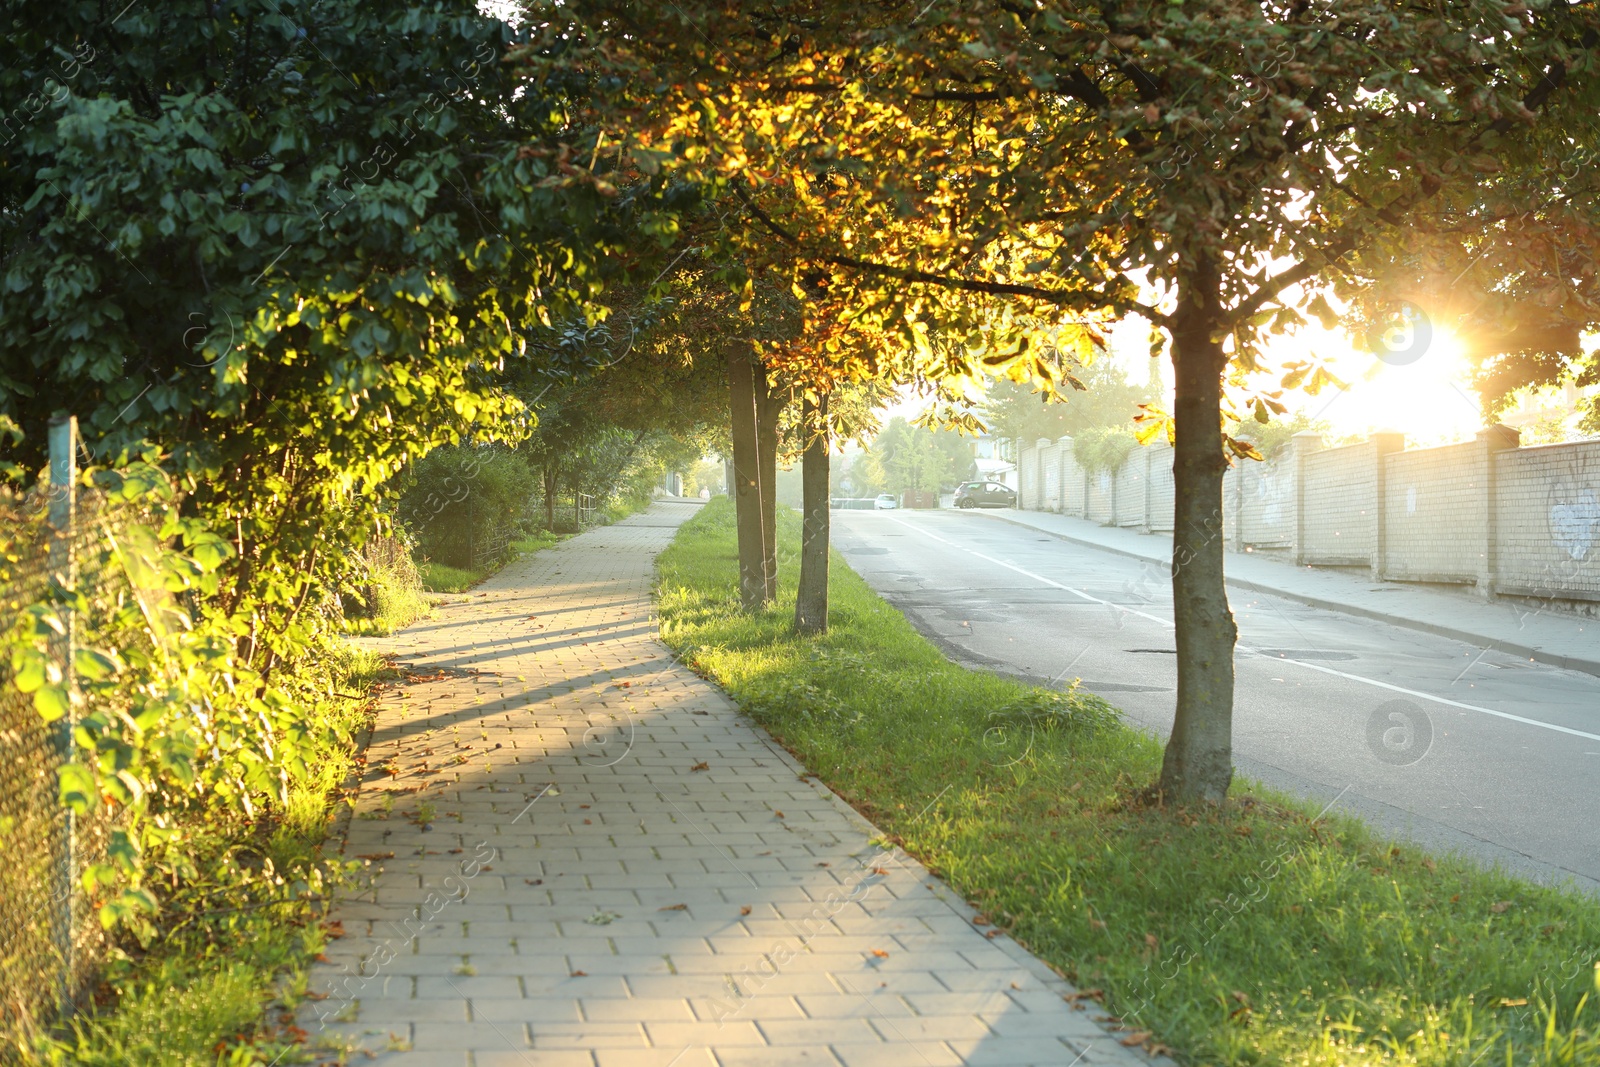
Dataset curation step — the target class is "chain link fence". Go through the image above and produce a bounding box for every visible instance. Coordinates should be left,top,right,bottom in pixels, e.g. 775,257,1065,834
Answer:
1,422,115,1047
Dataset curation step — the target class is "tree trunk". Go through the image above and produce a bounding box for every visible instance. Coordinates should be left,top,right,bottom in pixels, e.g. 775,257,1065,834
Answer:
727,347,769,610
543,464,558,531
755,368,787,603
794,391,830,635
1157,255,1238,805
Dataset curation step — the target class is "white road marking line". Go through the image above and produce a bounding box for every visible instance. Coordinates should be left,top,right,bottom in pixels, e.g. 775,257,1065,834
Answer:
881,513,1600,744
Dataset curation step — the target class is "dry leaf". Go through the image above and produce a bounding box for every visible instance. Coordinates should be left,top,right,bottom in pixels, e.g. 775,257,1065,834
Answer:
871,867,889,876
1120,1031,1153,1046
355,852,394,861
739,906,752,916
870,949,889,958
569,970,587,977
690,761,709,771
1490,900,1513,913
972,916,991,927
659,903,688,911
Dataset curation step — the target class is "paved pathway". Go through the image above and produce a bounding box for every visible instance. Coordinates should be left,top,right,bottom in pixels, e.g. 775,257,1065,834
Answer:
301,503,1161,1067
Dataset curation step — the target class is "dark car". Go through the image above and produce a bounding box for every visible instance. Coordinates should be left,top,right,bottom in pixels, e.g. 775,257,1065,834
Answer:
954,481,1017,509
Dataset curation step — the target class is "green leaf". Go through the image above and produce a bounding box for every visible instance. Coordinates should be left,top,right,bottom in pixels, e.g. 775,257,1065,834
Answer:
74,648,119,681
58,762,96,813
12,651,48,693
34,684,70,723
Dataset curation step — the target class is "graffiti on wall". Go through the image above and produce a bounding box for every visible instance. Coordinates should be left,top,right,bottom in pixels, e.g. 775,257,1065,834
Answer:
1550,486,1600,562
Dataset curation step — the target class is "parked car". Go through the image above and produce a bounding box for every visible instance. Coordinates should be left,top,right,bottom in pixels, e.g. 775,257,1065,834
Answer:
874,493,898,510
954,481,1017,509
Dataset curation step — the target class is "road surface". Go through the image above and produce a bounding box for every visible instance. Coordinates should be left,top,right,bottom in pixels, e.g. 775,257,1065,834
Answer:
833,508,1600,893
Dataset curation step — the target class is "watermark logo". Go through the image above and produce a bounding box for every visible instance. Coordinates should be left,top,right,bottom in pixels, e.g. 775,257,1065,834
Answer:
1366,699,1432,766
1367,301,1432,367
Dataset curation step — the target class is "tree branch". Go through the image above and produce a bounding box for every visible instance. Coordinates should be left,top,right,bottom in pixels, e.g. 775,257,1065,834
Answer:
730,184,1171,326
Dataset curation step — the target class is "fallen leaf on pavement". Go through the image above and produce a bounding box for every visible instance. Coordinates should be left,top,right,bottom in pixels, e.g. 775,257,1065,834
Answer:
1120,1031,1153,1046
659,903,688,911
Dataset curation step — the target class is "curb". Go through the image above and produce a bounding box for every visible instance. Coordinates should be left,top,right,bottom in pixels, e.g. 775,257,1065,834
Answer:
959,509,1600,680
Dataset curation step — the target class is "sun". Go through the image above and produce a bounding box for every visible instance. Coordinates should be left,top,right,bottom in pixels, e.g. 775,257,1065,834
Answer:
1260,320,1483,446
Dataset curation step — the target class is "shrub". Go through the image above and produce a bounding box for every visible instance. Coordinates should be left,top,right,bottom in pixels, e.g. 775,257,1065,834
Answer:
396,445,536,569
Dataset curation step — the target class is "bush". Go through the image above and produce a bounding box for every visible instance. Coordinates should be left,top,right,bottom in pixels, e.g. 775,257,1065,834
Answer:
396,445,536,569
340,532,429,636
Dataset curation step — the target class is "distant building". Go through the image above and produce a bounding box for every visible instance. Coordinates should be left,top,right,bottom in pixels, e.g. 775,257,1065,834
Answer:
970,433,1016,488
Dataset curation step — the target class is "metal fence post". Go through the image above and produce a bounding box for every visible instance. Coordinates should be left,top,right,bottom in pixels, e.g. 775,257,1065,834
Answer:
46,415,78,1010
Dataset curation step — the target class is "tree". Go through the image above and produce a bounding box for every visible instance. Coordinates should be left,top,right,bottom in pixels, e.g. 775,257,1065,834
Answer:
0,0,688,672
793,391,830,634
530,0,1600,802
866,418,967,497
986,361,1159,446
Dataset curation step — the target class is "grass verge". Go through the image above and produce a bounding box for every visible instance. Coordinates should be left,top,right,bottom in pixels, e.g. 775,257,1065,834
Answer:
656,498,1600,1067
419,530,566,594
22,645,392,1066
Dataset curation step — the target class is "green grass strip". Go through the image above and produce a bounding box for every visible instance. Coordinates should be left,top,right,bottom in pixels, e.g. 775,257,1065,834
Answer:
657,498,1600,1067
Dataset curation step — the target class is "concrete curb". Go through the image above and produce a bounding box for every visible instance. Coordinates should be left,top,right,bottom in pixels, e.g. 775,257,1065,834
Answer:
959,509,1600,680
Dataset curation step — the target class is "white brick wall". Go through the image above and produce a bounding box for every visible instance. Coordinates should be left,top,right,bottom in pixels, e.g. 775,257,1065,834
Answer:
1301,442,1376,565
1145,443,1175,531
1495,441,1600,602
1383,442,1482,584
1016,431,1600,606
1237,457,1295,547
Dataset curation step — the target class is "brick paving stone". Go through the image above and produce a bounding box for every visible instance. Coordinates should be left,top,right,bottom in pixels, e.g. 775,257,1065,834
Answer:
298,504,1171,1067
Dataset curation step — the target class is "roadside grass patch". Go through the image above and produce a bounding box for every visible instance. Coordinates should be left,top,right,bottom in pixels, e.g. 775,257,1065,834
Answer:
420,560,484,593
656,498,1600,1067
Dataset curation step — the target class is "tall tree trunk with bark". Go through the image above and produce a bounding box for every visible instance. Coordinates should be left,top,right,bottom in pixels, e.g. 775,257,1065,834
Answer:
1158,255,1238,804
755,368,787,603
794,391,830,635
727,347,769,610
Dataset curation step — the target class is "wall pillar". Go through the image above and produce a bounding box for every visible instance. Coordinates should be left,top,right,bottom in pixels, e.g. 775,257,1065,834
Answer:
1291,431,1324,566
1035,438,1051,510
1369,431,1406,580
1476,423,1520,599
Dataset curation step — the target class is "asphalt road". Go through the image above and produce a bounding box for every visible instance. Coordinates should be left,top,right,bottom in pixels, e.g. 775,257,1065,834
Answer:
833,507,1600,893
